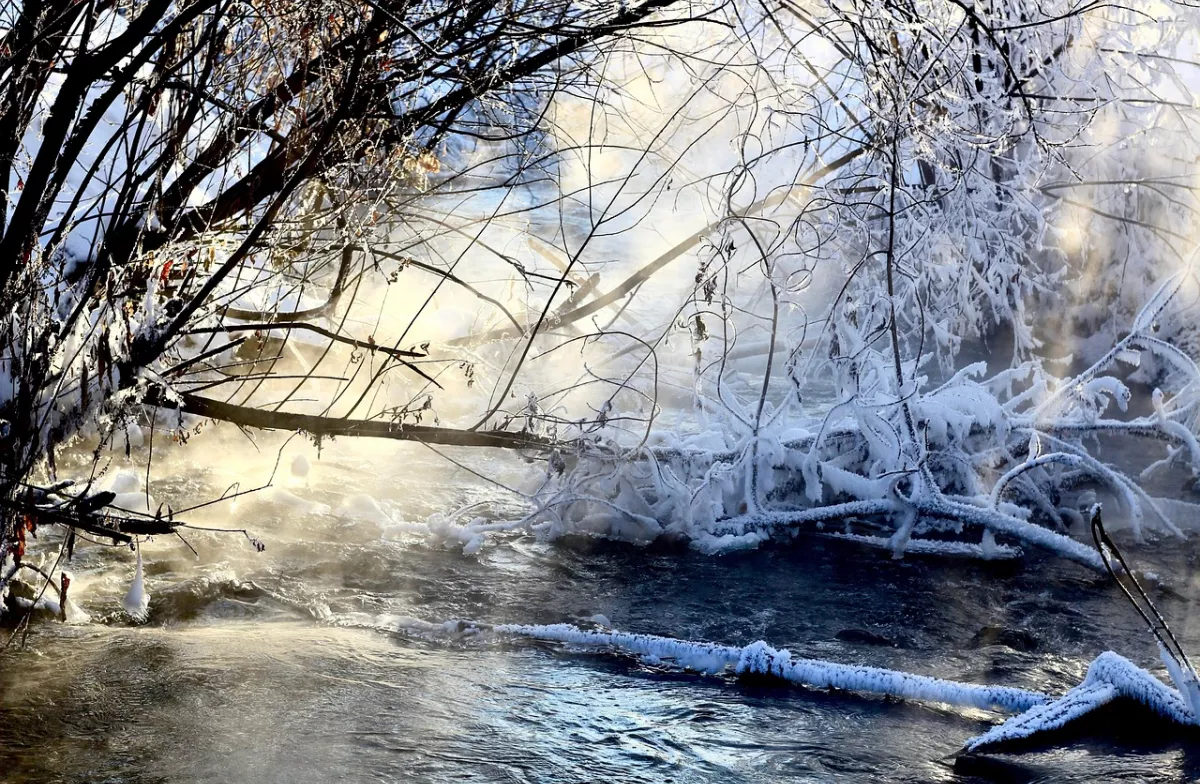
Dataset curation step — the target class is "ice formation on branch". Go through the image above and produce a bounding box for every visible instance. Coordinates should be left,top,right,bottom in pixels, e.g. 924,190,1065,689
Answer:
377,0,1200,575
821,531,1021,561
439,273,1200,572
966,651,1200,751
373,617,1200,751
497,623,1049,712
370,617,1050,712
122,543,150,623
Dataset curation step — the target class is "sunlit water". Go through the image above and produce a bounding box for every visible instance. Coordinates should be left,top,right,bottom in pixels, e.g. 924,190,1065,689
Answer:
2,423,1200,783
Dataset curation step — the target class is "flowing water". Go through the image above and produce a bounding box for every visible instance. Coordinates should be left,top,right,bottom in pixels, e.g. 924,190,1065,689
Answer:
2,424,1200,783
2,161,1198,782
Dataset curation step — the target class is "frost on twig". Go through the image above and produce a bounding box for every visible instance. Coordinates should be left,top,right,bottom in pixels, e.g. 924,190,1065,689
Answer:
370,617,1200,753
442,277,1200,572
961,509,1200,753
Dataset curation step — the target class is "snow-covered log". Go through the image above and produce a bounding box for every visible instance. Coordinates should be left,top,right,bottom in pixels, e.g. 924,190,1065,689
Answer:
378,618,1200,753
967,652,1200,751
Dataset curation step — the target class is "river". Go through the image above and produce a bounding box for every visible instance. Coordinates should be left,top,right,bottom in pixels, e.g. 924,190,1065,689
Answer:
2,424,1199,783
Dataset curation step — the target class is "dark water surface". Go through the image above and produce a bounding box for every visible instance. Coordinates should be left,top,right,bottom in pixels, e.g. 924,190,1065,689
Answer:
2,436,1200,783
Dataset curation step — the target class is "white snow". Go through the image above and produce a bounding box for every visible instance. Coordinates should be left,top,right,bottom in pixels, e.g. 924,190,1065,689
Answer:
967,651,1199,751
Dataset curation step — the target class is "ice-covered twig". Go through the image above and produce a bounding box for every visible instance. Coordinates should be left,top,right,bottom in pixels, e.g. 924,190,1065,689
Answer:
1152,388,1200,471
357,617,1199,752
1032,431,1184,539
1030,273,1190,420
1091,507,1200,716
822,531,1022,561
988,451,1082,510
711,495,1105,570
922,495,1105,571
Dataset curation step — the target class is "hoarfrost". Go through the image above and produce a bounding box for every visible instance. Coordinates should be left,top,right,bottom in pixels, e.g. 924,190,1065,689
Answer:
968,651,1200,751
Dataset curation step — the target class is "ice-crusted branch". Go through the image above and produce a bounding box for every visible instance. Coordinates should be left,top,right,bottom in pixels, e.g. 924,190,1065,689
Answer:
989,451,1083,509
709,496,1105,570
967,652,1199,751
419,620,1049,713
373,618,1200,753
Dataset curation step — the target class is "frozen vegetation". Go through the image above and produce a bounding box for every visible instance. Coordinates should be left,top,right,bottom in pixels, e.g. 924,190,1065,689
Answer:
4,0,1200,768
363,617,1200,750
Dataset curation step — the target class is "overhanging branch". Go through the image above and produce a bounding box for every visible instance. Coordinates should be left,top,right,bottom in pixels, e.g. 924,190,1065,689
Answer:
148,388,567,451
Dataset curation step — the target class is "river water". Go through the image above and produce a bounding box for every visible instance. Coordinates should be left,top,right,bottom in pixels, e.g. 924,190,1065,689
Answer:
3,151,1199,782
2,423,1199,783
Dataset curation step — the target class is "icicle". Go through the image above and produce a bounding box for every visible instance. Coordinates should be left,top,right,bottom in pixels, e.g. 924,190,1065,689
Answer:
1159,642,1200,722
888,503,917,559
122,542,149,622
